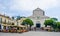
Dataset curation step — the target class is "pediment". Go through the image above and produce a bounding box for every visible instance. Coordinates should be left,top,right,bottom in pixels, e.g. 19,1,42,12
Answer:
34,8,43,11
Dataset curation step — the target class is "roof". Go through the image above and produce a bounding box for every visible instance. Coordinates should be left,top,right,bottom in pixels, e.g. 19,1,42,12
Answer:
0,14,11,20
34,8,44,11
18,25,26,27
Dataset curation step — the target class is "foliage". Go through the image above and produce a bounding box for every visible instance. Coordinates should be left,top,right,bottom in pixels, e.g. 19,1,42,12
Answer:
12,16,14,19
52,22,57,29
53,22,60,31
44,17,60,31
51,18,58,21
50,18,58,29
16,16,21,20
44,18,58,27
21,18,34,30
16,16,26,20
56,22,60,29
22,18,34,26
44,19,54,27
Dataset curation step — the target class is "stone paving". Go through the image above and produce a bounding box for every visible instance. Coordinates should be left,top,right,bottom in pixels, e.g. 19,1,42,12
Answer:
0,31,60,36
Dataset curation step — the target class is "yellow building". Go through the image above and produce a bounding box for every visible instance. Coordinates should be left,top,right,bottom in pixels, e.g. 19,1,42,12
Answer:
0,14,27,32
0,14,13,31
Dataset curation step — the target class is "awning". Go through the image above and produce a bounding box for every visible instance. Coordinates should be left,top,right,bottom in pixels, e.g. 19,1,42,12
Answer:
18,25,26,27
9,25,17,27
0,24,26,27
0,23,11,26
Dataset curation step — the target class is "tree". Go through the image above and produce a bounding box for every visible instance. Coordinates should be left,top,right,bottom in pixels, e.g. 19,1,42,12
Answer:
44,18,58,27
44,19,54,27
16,16,21,20
16,16,26,20
21,18,34,30
51,18,58,21
44,18,59,31
12,16,14,20
52,22,57,30
57,22,60,29
51,18,58,30
53,22,60,31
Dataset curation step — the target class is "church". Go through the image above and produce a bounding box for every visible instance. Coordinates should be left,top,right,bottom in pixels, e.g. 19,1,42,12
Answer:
28,8,49,28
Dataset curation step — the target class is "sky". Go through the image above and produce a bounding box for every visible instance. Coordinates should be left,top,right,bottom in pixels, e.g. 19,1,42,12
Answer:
0,0,60,21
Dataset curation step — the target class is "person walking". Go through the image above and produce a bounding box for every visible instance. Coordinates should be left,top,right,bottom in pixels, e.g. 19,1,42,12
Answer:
34,27,36,31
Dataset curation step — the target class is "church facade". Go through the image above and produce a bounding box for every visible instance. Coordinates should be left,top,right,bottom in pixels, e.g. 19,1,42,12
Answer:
28,8,49,28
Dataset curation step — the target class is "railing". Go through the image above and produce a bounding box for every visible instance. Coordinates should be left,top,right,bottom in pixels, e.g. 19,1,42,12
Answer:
0,21,12,25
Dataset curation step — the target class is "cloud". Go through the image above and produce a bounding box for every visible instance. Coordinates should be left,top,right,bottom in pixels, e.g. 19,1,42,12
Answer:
9,0,58,11
0,3,7,15
39,0,58,9
0,0,60,17
0,4,6,10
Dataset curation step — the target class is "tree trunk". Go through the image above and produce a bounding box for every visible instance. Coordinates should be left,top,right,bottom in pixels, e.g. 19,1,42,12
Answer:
26,24,29,31
45,25,47,27
30,25,31,31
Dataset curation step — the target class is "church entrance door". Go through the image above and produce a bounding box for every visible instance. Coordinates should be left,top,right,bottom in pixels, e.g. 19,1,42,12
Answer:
36,23,41,28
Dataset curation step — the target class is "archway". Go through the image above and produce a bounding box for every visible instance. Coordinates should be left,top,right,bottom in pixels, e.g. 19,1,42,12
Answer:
36,23,41,28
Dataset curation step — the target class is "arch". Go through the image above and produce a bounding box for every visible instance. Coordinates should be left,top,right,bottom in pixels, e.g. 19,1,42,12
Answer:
36,23,41,28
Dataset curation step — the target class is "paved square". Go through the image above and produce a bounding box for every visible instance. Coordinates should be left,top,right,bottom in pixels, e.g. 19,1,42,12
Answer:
0,31,60,36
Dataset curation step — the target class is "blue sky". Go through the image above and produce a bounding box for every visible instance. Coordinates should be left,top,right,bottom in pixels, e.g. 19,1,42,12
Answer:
0,0,60,21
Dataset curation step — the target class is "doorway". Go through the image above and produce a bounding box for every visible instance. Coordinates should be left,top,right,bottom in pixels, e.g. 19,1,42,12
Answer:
0,24,1,29
36,23,41,28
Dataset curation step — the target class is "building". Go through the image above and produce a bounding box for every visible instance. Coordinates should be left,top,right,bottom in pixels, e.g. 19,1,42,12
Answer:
28,8,49,28
0,14,12,30
0,14,26,31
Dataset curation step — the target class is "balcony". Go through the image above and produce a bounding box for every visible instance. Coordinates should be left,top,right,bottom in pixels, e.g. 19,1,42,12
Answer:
2,22,6,24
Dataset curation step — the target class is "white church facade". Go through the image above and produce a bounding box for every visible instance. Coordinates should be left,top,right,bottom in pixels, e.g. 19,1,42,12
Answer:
28,8,49,28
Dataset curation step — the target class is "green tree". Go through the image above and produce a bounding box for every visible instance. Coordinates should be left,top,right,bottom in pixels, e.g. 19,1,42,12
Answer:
54,22,60,31
51,18,58,21
16,16,21,20
44,18,58,27
16,16,26,20
21,18,34,30
12,16,14,20
44,19,54,27
57,22,60,29
44,18,59,31
51,18,58,30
